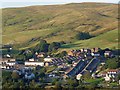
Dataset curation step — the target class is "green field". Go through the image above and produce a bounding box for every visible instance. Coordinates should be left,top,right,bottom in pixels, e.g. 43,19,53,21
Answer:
61,30,118,50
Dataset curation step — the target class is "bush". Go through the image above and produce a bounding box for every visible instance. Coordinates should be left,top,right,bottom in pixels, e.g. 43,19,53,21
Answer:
75,32,92,40
34,39,49,52
48,42,61,52
105,57,120,69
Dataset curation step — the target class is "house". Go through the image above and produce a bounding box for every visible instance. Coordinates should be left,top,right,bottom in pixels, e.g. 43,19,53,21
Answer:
0,59,7,69
44,56,54,62
6,61,16,66
25,61,44,66
5,59,16,67
67,50,81,56
29,58,35,61
104,51,113,57
44,62,51,66
91,52,100,57
80,48,85,53
37,52,46,58
1,58,24,69
84,49,91,53
97,71,107,78
72,62,78,67
79,53,85,58
0,58,8,65
8,59,16,61
91,48,100,53
76,74,82,80
67,50,75,56
4,54,11,58
104,69,120,82
85,54,93,60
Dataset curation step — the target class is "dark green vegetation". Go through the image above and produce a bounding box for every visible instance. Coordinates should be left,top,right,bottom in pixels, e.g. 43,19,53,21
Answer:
75,32,93,40
2,68,46,89
105,57,120,69
3,69,120,90
2,40,63,60
2,2,118,50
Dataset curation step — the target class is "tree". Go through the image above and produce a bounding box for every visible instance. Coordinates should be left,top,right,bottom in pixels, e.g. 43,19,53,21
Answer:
34,40,49,52
77,79,84,89
55,81,62,89
16,55,26,61
18,80,25,89
36,65,41,70
67,78,78,87
60,41,66,44
11,71,20,80
13,82,19,89
39,40,49,52
2,82,10,89
55,51,67,58
25,51,33,60
105,57,119,69
52,78,59,85
29,80,36,89
48,42,61,52
82,71,91,80
75,32,92,40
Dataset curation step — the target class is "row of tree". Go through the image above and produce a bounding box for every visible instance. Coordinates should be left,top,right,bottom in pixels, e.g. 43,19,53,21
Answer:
3,68,120,89
34,39,62,52
12,40,64,61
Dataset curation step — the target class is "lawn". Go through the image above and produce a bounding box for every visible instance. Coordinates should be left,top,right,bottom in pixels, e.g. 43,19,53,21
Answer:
3,28,58,44
85,78,104,84
61,29,118,50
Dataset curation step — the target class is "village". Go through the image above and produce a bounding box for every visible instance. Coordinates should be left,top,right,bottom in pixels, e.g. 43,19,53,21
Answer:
1,46,120,89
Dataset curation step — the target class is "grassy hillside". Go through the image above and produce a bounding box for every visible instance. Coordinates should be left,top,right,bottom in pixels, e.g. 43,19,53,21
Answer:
61,30,118,51
2,2,118,49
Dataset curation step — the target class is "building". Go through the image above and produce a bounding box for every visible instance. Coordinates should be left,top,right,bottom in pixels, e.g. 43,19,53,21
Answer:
104,51,113,57
67,50,75,56
76,74,82,80
84,49,91,53
6,61,16,66
91,48,100,53
104,69,120,82
29,58,35,61
91,52,100,57
44,56,54,62
1,58,24,69
44,62,51,66
80,48,85,53
37,52,46,58
97,71,107,78
67,50,81,56
25,61,44,66
85,54,93,60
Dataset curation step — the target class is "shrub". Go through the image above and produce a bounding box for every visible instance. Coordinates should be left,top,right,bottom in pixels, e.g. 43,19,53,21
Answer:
75,32,92,40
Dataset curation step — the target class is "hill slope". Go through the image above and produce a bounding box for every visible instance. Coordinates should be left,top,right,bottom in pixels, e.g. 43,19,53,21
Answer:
2,2,118,49
61,30,118,50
